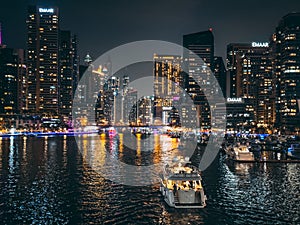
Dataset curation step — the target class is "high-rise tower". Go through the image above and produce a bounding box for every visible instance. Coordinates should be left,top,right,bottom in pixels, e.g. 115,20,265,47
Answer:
227,42,275,128
26,6,59,114
59,30,78,118
271,13,300,131
183,30,214,130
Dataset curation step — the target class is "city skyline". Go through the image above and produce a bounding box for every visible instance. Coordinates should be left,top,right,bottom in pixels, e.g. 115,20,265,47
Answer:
0,0,300,61
0,3,300,133
1,3,300,224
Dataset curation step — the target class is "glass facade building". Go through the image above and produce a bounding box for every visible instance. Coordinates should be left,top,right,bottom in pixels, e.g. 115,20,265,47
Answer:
26,6,59,114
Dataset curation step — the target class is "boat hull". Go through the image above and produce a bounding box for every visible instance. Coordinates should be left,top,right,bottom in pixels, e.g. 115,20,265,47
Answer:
160,185,206,209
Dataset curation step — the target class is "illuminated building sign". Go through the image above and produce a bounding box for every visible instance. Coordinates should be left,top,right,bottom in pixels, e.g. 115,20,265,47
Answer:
251,42,269,48
39,8,54,13
227,98,243,103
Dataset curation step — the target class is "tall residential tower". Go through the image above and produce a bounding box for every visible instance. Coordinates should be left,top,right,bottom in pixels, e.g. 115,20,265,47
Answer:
26,6,59,114
271,13,300,131
183,30,214,130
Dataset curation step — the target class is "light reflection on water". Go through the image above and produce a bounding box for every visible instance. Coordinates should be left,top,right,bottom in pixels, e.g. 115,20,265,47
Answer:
76,134,183,187
0,135,299,224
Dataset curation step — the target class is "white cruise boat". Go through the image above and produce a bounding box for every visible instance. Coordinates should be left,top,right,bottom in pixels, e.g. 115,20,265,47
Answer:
160,157,207,208
225,143,255,162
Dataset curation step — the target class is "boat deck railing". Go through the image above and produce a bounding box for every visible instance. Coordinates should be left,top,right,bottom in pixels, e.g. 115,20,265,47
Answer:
167,172,202,181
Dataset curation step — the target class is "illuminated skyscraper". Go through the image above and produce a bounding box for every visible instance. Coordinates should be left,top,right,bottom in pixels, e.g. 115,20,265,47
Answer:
119,75,130,124
227,43,251,98
125,88,138,126
26,6,59,114
227,42,275,128
0,48,19,114
103,76,120,125
122,75,129,96
59,30,79,118
271,13,300,131
71,35,79,99
242,47,274,127
153,54,182,124
0,26,26,116
138,96,153,126
16,49,27,113
183,30,214,130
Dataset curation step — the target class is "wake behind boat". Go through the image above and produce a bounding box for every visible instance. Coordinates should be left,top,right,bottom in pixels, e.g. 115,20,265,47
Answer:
160,157,207,208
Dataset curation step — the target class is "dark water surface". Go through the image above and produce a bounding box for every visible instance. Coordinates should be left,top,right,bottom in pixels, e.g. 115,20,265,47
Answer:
0,135,299,224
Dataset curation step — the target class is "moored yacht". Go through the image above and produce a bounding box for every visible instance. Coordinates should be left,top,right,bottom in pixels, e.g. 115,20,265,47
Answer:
225,143,255,162
160,157,207,208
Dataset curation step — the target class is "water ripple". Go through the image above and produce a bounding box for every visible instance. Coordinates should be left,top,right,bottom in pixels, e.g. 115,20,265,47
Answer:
0,136,299,224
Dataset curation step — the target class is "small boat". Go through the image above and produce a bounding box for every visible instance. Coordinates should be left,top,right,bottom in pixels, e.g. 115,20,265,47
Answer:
225,143,255,162
287,144,300,159
160,157,207,208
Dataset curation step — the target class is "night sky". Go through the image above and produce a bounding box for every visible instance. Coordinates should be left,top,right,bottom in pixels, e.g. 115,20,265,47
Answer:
1,0,300,62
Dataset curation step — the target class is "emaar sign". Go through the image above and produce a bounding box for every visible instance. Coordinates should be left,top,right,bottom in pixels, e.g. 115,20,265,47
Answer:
252,42,269,48
39,8,54,13
227,97,243,103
